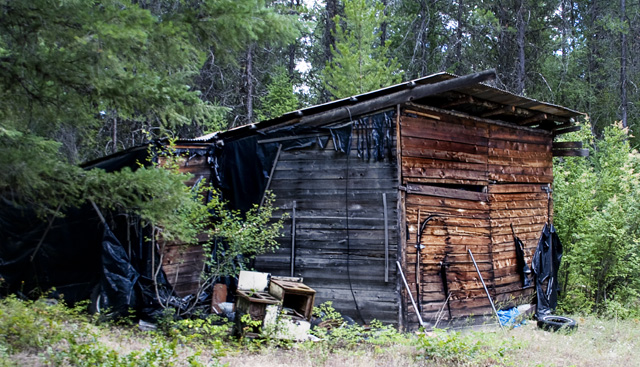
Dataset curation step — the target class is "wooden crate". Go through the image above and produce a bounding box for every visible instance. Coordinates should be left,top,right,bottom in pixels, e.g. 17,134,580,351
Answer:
269,279,316,321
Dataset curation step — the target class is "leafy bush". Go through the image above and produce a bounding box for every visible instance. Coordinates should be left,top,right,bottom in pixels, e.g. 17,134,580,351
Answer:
0,296,85,354
555,121,640,317
156,309,231,350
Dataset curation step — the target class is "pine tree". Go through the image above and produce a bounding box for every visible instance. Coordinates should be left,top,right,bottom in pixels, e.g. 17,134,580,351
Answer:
256,67,300,121
322,0,403,98
0,0,294,239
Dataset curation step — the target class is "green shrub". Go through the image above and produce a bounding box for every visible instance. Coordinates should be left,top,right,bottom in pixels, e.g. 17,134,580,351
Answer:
0,295,84,353
310,302,405,349
555,121,640,316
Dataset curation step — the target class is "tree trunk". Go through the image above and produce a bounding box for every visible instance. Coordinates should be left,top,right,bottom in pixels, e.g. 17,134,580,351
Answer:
620,0,628,128
380,0,388,47
288,0,299,78
455,0,464,75
112,114,118,154
324,0,338,63
246,44,254,125
516,0,526,95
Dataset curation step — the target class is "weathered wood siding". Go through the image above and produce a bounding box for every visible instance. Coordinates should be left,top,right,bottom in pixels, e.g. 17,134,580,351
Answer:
254,132,399,325
399,105,552,328
159,147,212,297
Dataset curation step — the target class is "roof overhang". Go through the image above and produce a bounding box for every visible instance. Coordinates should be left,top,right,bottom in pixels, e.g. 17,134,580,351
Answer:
181,70,584,144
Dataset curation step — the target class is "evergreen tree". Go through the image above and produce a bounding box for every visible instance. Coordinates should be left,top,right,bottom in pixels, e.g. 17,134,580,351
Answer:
0,0,293,239
256,67,300,121
322,0,403,98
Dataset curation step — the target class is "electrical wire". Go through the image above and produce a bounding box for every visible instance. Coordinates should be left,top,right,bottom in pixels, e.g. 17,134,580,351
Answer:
344,110,366,324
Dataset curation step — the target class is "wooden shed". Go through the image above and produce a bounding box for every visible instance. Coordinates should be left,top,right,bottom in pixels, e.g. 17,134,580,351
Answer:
169,70,584,330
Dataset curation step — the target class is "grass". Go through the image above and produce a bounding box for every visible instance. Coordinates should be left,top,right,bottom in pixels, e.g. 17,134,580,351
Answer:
1,296,639,367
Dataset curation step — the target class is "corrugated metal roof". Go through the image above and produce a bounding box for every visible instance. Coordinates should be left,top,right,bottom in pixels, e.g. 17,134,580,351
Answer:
183,71,582,143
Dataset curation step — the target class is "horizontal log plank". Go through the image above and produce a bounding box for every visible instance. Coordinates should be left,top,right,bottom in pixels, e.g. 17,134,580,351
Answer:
406,194,489,210
400,115,489,138
405,183,488,201
488,139,551,153
402,136,489,156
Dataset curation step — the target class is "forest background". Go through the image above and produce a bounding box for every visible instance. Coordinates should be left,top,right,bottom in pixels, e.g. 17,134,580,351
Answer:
1,0,640,317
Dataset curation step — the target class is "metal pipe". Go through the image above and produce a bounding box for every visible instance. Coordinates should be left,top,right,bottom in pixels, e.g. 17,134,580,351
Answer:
415,210,422,313
468,249,504,330
290,200,297,277
397,260,425,328
383,193,389,283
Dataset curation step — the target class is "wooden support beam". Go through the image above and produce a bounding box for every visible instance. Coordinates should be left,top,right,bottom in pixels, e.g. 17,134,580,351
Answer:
553,125,581,135
551,121,574,131
481,105,515,118
442,95,475,108
552,141,583,149
518,114,548,126
552,148,589,157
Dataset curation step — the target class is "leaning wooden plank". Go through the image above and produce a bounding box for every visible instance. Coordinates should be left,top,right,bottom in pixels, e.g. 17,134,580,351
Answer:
489,192,548,201
488,173,553,183
487,164,553,177
488,148,553,160
403,145,488,164
488,156,553,168
401,121,489,146
489,124,551,144
489,199,547,210
404,167,489,181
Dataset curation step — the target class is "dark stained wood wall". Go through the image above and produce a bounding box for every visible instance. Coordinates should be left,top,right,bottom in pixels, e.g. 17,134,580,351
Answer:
159,148,212,297
399,104,552,328
254,133,400,325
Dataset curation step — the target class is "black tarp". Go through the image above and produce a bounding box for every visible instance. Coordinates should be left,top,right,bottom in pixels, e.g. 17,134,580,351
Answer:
531,223,563,317
0,146,178,319
511,224,532,288
0,109,397,317
0,202,103,301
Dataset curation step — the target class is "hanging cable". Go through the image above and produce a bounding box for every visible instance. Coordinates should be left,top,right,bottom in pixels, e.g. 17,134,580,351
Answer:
344,108,366,324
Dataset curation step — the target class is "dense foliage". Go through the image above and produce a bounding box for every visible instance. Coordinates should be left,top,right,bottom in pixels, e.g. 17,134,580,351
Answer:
554,123,640,317
0,0,294,234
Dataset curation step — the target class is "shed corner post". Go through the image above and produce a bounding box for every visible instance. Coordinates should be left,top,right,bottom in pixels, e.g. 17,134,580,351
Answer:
395,103,408,331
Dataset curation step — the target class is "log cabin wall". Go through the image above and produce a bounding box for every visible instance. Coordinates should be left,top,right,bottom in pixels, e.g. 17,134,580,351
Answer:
254,120,400,325
398,104,552,329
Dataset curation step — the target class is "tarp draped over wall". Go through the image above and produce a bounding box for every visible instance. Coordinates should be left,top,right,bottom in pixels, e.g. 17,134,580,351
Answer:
532,223,563,317
206,109,395,212
0,109,396,317
0,199,177,318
